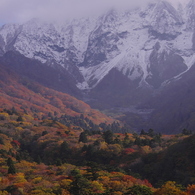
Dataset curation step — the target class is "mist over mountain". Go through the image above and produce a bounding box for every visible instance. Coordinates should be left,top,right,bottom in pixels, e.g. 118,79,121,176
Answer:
0,0,184,24
0,0,195,133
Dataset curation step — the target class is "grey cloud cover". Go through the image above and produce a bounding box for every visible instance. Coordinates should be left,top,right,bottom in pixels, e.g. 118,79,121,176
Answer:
0,0,188,24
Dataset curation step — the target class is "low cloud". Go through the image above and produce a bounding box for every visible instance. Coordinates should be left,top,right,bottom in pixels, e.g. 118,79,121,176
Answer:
0,0,188,24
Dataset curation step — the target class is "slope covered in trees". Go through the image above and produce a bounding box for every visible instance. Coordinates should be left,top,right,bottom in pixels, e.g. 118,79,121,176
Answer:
0,62,113,125
0,56,195,194
131,133,195,187
0,108,194,194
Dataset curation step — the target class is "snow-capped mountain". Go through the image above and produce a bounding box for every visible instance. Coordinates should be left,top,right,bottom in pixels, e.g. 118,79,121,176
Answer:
0,0,195,94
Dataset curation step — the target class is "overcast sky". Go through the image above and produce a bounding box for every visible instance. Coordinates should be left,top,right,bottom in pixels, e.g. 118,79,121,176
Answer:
0,0,189,24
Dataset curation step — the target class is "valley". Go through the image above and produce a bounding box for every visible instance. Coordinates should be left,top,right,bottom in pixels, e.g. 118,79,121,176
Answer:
0,1,195,194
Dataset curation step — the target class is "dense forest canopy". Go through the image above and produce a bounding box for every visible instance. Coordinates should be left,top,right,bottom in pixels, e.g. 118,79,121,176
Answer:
0,107,194,194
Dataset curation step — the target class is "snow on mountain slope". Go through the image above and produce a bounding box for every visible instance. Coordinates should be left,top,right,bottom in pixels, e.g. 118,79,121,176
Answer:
186,0,195,30
0,17,98,69
0,0,194,91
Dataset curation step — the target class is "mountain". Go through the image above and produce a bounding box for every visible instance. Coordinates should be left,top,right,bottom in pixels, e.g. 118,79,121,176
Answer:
0,61,113,124
141,62,195,134
0,51,82,98
0,1,193,90
0,0,195,133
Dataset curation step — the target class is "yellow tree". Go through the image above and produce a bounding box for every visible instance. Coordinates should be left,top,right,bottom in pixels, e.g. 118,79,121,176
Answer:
0,191,8,195
154,181,186,195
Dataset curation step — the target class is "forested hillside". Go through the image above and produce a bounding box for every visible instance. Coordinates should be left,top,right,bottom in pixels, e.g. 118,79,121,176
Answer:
0,108,195,195
0,63,113,125
0,59,195,194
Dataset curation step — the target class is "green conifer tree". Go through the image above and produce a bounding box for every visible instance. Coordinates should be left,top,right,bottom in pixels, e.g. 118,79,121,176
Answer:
7,158,16,174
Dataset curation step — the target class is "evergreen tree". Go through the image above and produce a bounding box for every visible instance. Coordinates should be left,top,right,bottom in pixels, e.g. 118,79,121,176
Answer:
140,129,147,135
113,135,121,144
85,162,100,181
11,107,17,115
148,129,155,137
16,154,21,162
37,155,42,164
70,169,92,195
134,137,142,146
84,144,96,161
79,132,88,143
103,130,113,144
16,116,23,122
60,141,71,161
7,158,16,174
55,158,62,166
182,129,192,135
0,137,4,145
42,130,48,136
123,133,131,147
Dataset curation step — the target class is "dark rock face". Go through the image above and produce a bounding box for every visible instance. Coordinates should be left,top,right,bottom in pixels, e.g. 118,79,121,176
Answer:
88,68,151,109
186,0,195,30
144,63,195,134
0,51,83,98
81,31,120,67
192,31,195,50
146,42,187,88
147,1,183,39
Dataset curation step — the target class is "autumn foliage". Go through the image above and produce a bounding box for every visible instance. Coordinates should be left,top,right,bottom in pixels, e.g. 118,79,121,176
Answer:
0,63,194,194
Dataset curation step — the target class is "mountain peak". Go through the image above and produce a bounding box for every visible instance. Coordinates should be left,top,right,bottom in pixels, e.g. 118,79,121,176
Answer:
186,0,195,30
0,2,193,94
147,0,182,39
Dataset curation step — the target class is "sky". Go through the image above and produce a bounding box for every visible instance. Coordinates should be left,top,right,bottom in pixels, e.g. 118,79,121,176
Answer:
0,0,189,25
